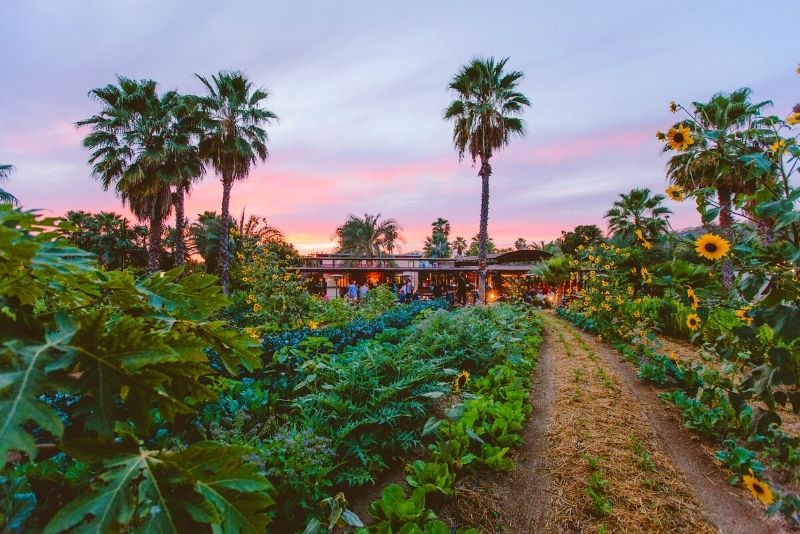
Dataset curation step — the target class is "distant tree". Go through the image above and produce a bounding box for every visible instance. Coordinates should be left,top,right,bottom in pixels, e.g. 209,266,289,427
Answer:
467,233,496,256
558,225,604,254
334,213,402,257
195,71,278,294
451,236,468,257
0,164,18,205
604,188,671,242
424,218,452,258
444,56,530,301
61,211,148,270
189,211,234,275
514,237,528,250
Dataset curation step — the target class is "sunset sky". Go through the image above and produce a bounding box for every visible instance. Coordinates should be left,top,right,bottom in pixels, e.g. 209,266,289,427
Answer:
2,1,797,252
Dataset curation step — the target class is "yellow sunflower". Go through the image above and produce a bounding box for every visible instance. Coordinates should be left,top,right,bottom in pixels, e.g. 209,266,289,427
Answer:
770,139,787,153
668,351,680,364
743,474,775,505
735,306,753,325
453,370,470,393
687,288,699,310
666,125,695,151
695,233,731,261
633,310,641,319
788,112,800,126
686,313,701,331
665,185,685,202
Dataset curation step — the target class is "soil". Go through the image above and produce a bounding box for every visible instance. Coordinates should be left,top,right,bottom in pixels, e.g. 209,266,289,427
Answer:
552,313,791,533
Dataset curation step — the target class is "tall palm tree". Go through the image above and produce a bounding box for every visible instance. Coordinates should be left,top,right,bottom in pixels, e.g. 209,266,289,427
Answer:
195,71,278,294
665,88,769,287
444,57,530,301
78,78,195,272
451,236,468,257
0,164,18,205
432,217,451,237
514,237,528,250
604,188,671,242
334,213,402,257
170,96,206,265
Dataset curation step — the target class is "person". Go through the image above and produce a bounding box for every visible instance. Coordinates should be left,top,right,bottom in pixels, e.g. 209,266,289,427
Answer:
359,281,369,300
402,279,414,303
347,280,358,300
456,276,467,306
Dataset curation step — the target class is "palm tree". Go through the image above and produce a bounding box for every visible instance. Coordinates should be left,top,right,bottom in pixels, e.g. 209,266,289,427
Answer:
468,233,496,256
170,96,206,265
604,188,671,242
444,57,530,301
195,71,278,294
334,213,402,257
451,236,468,257
0,164,18,205
189,211,234,275
514,237,528,250
78,78,195,272
425,218,452,258
665,88,769,287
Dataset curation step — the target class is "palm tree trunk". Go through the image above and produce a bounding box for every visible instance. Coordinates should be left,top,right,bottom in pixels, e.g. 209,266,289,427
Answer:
477,155,492,303
717,187,734,290
174,188,186,265
147,217,163,273
220,175,233,295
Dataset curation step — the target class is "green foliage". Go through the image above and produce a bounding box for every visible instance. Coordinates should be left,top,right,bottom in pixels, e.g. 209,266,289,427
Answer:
715,439,765,484
0,207,266,532
46,437,273,533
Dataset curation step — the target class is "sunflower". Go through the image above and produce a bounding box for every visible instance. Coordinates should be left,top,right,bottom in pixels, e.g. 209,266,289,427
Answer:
735,306,753,325
788,112,800,126
668,351,680,364
770,139,787,153
665,185,685,201
687,288,699,310
666,125,695,151
686,313,701,331
743,474,775,505
453,370,470,393
634,310,641,319
695,234,731,261
669,101,678,113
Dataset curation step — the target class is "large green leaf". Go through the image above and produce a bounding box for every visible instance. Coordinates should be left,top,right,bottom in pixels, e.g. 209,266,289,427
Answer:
47,440,272,533
0,313,74,464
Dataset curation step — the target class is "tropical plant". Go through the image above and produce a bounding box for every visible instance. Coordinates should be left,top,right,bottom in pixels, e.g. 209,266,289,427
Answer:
604,188,671,242
195,70,278,294
514,237,528,250
444,56,530,301
467,232,496,256
451,236,468,256
333,213,402,257
77,77,198,272
662,88,771,286
0,206,266,532
60,210,148,270
423,218,452,258
0,163,18,205
189,210,234,274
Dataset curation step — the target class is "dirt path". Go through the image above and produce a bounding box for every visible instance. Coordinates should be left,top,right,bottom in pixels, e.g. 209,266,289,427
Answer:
537,313,717,533
547,313,789,534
